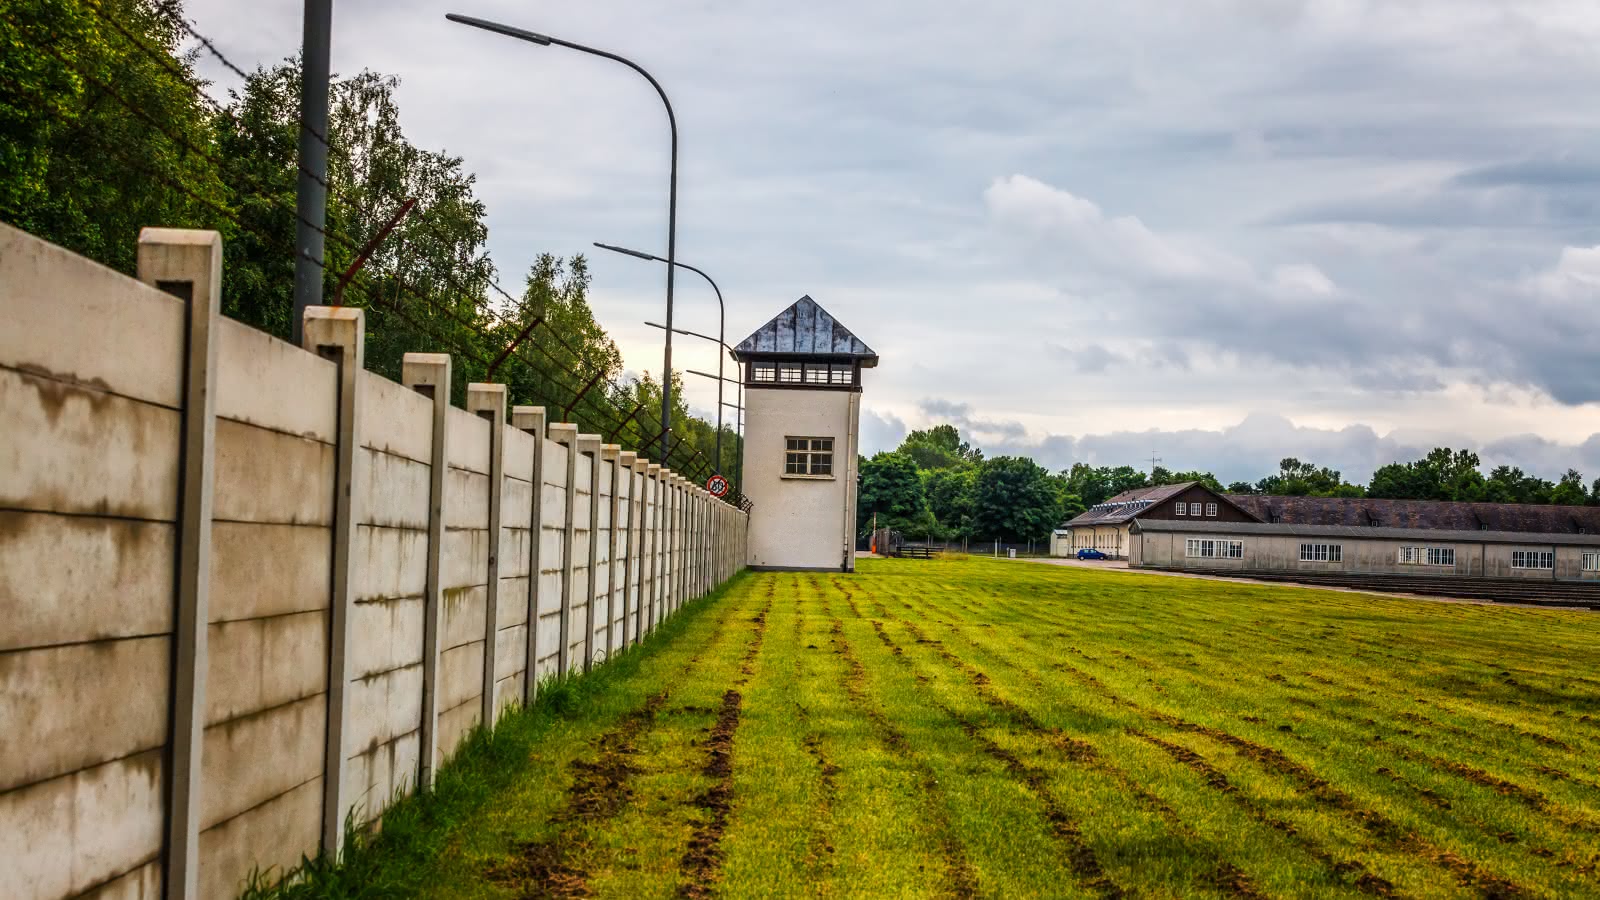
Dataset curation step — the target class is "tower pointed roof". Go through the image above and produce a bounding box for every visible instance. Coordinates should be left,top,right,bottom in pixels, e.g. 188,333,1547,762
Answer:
731,295,878,367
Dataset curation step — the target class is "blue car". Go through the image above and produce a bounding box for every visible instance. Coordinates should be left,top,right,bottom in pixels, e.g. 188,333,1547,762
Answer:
1076,548,1107,560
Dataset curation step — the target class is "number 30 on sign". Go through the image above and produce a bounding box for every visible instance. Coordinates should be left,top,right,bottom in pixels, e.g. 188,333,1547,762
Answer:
706,474,729,497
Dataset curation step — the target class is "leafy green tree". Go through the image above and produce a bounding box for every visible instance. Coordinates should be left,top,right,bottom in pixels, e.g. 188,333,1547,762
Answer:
898,424,982,470
1226,481,1257,495
973,457,1062,543
1061,463,1147,508
2,0,228,275
1591,477,1600,507
858,452,928,536
1482,465,1553,504
1154,468,1224,492
1256,458,1356,497
923,467,977,539
1550,469,1588,506
1368,448,1483,501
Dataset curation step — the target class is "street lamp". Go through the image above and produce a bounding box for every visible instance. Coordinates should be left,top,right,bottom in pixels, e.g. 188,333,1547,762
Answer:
447,14,681,464
645,320,741,491
595,242,724,469
683,366,745,496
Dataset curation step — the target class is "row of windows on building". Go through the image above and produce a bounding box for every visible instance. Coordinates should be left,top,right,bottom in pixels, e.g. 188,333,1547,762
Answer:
1174,502,1218,517
752,362,854,385
1189,541,1599,571
1185,539,1243,559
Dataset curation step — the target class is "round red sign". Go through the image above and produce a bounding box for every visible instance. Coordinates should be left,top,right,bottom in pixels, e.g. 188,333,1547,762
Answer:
706,474,729,497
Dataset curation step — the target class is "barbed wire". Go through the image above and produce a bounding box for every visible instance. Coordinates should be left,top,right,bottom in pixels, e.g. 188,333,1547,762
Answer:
10,2,739,496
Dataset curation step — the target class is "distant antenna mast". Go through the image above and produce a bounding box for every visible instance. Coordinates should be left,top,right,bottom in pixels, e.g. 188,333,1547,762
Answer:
1149,451,1162,478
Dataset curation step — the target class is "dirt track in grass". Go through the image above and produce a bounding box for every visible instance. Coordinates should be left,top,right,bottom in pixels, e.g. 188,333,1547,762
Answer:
280,558,1600,899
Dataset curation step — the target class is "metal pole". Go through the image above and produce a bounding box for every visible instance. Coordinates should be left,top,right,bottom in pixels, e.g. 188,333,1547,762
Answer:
447,15,679,461
293,0,333,345
594,244,722,472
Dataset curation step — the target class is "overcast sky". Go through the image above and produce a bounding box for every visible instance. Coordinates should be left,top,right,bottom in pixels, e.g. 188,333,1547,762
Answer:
186,0,1600,484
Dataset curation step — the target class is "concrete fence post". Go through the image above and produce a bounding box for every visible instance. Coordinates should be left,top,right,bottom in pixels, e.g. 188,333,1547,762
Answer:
467,384,507,728
577,434,602,672
646,464,662,633
679,479,689,606
549,423,579,676
602,445,622,662
402,353,451,790
511,406,546,703
138,228,221,900
300,305,365,857
662,470,677,618
635,460,652,643
617,451,637,650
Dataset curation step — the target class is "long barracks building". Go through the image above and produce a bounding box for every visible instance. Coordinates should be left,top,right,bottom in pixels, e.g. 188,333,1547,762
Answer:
1054,482,1600,584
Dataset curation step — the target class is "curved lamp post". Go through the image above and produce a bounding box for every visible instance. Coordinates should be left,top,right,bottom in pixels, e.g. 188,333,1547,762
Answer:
597,242,726,472
645,321,741,489
447,13,680,464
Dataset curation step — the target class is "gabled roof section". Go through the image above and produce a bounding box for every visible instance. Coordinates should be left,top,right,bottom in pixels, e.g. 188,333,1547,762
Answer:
1064,482,1196,527
1226,495,1600,535
732,295,878,367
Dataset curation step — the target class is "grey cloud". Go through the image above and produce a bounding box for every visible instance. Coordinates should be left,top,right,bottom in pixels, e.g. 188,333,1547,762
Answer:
966,412,1600,486
860,408,909,456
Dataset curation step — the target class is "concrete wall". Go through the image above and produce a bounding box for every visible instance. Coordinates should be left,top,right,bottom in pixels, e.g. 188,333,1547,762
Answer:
1132,529,1600,582
741,386,860,571
1,223,748,900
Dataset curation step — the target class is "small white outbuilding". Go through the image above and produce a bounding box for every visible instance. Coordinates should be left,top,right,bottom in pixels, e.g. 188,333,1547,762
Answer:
732,295,878,572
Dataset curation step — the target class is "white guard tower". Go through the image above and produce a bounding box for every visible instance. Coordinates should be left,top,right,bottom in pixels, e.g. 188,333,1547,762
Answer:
732,296,878,572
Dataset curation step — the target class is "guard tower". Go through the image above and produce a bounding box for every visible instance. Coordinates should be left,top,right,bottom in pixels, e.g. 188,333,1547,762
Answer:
732,295,878,571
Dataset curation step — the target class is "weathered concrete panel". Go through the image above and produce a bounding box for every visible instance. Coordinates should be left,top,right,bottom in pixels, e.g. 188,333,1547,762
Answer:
495,622,528,681
439,641,485,711
347,663,424,755
354,525,428,602
0,748,164,900
445,406,491,476
362,449,431,530
79,858,161,900
0,367,179,520
356,370,434,464
214,417,334,526
504,427,537,482
350,596,425,679
442,528,490,592
501,527,534,582
445,468,490,530
437,698,481,763
0,223,184,408
215,318,337,443
0,637,168,793
343,729,419,824
497,575,531,630
0,511,173,651
494,673,522,720
442,584,488,651
199,694,325,830
197,775,320,900
210,522,331,623
205,611,327,727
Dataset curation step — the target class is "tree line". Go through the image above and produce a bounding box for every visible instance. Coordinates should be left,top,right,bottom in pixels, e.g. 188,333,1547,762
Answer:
859,430,1600,545
1,0,738,478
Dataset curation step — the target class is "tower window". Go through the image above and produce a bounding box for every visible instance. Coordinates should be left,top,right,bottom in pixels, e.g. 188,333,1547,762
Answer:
778,364,804,383
752,363,776,383
829,364,853,385
784,437,834,476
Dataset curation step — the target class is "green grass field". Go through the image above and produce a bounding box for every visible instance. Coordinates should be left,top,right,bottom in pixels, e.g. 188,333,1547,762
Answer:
264,558,1600,899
